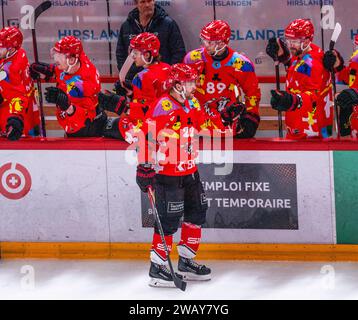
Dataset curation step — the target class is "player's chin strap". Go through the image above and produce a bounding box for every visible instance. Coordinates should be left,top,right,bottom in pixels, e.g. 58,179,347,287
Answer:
212,44,227,57
4,48,17,60
173,84,187,101
65,57,79,73
300,40,311,53
141,53,153,66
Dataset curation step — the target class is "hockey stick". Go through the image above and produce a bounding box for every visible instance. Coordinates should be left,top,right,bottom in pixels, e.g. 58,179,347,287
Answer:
1,0,5,29
31,1,52,138
274,56,284,138
148,187,187,292
329,22,342,138
106,0,113,76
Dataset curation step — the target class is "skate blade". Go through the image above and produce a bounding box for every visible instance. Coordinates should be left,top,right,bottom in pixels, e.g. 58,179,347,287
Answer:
149,278,177,288
179,272,211,282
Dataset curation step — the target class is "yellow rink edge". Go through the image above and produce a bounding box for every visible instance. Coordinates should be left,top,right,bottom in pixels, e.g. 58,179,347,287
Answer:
2,242,358,261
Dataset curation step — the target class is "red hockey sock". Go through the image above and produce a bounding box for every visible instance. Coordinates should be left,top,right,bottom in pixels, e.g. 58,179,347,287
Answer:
177,222,202,259
150,232,173,265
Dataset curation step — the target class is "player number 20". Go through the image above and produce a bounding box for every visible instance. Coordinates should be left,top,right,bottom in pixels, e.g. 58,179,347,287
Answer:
207,82,226,94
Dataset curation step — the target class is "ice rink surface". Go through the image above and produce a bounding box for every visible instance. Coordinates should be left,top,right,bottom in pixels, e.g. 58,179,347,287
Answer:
0,259,358,300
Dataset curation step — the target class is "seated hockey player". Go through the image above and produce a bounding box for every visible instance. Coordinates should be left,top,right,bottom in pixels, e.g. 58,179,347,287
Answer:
0,27,39,141
30,36,110,138
98,32,171,141
135,64,212,288
323,35,358,137
266,19,333,139
184,20,261,139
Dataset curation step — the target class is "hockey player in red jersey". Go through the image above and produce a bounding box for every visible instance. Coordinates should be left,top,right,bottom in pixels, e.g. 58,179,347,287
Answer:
323,34,358,137
30,36,111,137
266,19,333,139
98,32,171,141
184,20,261,138
0,27,39,141
136,64,211,288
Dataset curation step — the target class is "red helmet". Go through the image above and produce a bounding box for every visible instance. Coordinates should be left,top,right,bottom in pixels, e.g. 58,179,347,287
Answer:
285,19,315,41
200,20,231,44
52,36,83,58
166,64,198,89
0,27,23,50
130,32,160,57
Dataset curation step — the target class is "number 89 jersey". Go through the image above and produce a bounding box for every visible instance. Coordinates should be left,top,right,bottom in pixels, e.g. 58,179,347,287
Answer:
184,47,261,121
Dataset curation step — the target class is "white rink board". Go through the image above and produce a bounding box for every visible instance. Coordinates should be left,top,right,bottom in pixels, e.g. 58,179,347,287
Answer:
0,150,335,244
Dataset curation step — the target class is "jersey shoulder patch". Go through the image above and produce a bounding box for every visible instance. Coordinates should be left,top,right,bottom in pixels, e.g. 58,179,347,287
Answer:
226,52,255,72
351,50,358,63
184,48,206,64
152,97,181,118
293,54,313,77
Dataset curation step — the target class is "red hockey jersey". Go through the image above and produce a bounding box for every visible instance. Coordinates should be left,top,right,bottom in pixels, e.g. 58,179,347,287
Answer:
119,62,170,141
0,48,38,136
145,94,211,177
54,52,101,134
184,47,261,130
285,44,333,139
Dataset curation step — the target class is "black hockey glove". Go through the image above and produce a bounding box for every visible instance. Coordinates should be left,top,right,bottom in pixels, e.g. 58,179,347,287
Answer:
266,37,290,64
6,117,24,141
30,62,55,81
98,91,128,116
339,106,353,137
323,50,345,73
235,112,260,139
337,88,358,110
220,102,246,127
270,90,302,112
114,80,133,97
136,164,156,193
45,87,70,111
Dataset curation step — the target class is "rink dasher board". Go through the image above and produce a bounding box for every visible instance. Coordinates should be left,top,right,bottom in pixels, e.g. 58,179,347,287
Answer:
0,149,335,245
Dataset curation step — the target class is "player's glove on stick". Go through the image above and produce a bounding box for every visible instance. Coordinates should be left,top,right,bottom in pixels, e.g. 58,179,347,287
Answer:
6,117,24,141
323,50,345,72
266,37,290,64
220,102,246,127
136,164,156,193
235,112,260,139
45,87,70,111
270,90,302,112
114,80,133,97
98,91,128,116
337,88,358,110
30,62,55,81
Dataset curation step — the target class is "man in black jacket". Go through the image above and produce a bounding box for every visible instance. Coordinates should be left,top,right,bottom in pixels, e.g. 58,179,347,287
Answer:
116,0,186,81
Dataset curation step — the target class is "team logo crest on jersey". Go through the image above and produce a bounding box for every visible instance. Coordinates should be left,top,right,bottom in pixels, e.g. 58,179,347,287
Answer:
65,75,84,98
9,97,24,113
162,99,173,111
190,50,202,61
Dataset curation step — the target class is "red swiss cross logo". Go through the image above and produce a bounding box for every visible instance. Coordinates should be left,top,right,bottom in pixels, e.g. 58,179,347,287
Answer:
0,163,32,200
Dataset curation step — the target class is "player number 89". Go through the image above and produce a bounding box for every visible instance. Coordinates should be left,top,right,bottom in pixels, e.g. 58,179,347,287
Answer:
206,82,226,94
